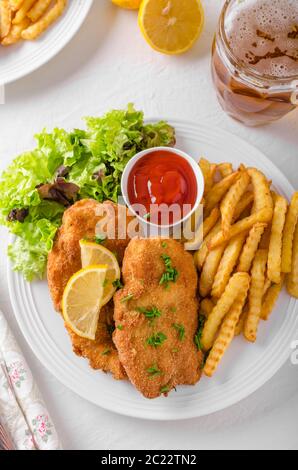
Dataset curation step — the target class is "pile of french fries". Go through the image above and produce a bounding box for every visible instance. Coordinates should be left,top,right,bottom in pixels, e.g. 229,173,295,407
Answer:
194,158,298,377
0,0,67,46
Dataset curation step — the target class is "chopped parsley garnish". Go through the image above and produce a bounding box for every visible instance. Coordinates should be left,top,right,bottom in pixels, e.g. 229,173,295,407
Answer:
113,279,123,289
170,306,177,313
146,332,167,348
161,241,167,248
160,385,171,394
117,324,124,331
94,234,106,244
172,323,185,341
120,294,134,303
101,348,110,356
106,324,115,335
137,306,162,320
147,364,163,378
194,315,205,351
159,254,178,288
172,347,179,353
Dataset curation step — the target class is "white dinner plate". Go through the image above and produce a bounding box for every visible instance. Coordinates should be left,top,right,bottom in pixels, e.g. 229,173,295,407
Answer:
0,0,93,85
7,120,298,420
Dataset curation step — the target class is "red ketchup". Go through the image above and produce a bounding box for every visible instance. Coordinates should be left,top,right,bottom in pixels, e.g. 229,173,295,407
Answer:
127,150,197,225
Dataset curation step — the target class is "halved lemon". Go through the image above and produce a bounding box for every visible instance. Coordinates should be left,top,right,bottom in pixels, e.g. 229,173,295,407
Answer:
112,0,141,9
62,265,107,340
80,240,121,306
138,0,205,55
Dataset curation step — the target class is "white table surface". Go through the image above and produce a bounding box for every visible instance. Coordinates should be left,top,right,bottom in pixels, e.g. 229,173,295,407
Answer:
0,0,297,450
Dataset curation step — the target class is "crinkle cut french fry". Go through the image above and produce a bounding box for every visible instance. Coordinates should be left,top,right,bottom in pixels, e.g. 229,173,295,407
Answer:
212,232,247,298
204,276,250,377
12,0,35,24
234,307,248,336
244,249,268,342
237,223,267,272
281,192,298,273
204,172,239,215
1,16,29,45
22,0,67,40
199,158,214,195
27,0,52,22
259,223,272,249
201,272,250,351
209,168,273,249
247,168,273,214
9,0,24,10
286,221,298,298
0,0,12,38
261,275,284,320
200,298,215,317
217,162,233,178
232,191,254,223
267,194,287,284
220,170,250,236
199,242,227,297
263,277,271,297
195,220,221,270
184,207,219,251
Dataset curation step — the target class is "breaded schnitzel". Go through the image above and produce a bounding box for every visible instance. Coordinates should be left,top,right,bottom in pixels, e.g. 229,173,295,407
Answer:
113,238,203,398
47,199,134,380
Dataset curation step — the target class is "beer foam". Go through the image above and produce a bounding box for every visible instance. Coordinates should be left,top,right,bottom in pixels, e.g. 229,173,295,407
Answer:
225,0,298,78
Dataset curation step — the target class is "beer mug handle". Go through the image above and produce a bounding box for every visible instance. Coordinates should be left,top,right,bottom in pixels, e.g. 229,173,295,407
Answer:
291,80,298,105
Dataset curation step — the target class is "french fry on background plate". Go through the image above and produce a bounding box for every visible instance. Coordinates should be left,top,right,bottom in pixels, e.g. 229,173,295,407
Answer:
267,194,288,284
201,272,250,351
1,16,29,45
281,192,298,273
204,274,250,377
27,0,52,22
234,307,248,336
9,0,24,10
22,0,67,40
12,0,35,24
0,0,12,38
244,249,268,342
232,191,254,222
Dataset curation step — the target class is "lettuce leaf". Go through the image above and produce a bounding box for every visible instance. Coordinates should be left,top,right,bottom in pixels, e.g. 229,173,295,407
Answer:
0,104,175,280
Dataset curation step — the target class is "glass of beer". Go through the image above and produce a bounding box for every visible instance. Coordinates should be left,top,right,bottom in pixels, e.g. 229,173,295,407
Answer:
212,0,298,126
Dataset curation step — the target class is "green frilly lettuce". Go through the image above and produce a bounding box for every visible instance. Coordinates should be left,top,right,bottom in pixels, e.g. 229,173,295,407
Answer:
0,105,175,280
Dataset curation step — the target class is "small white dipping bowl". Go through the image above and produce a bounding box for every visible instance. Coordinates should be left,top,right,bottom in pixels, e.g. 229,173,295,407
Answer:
121,146,204,237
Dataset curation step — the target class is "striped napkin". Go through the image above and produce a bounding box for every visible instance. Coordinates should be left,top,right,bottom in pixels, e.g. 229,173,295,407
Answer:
0,310,61,450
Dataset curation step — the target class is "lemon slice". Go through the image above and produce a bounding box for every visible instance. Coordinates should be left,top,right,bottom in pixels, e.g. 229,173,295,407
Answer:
62,265,107,340
80,240,121,306
138,0,204,55
112,0,141,9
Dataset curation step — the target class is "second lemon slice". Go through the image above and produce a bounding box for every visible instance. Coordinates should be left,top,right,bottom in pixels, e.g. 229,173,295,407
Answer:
62,265,107,340
80,240,121,306
139,0,204,55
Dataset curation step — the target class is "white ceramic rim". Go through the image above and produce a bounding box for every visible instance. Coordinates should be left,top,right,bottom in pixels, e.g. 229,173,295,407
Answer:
121,146,205,229
0,0,93,85
7,118,298,420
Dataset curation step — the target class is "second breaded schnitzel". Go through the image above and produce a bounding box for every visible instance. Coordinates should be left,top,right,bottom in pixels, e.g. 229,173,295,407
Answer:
113,238,203,398
47,199,134,380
